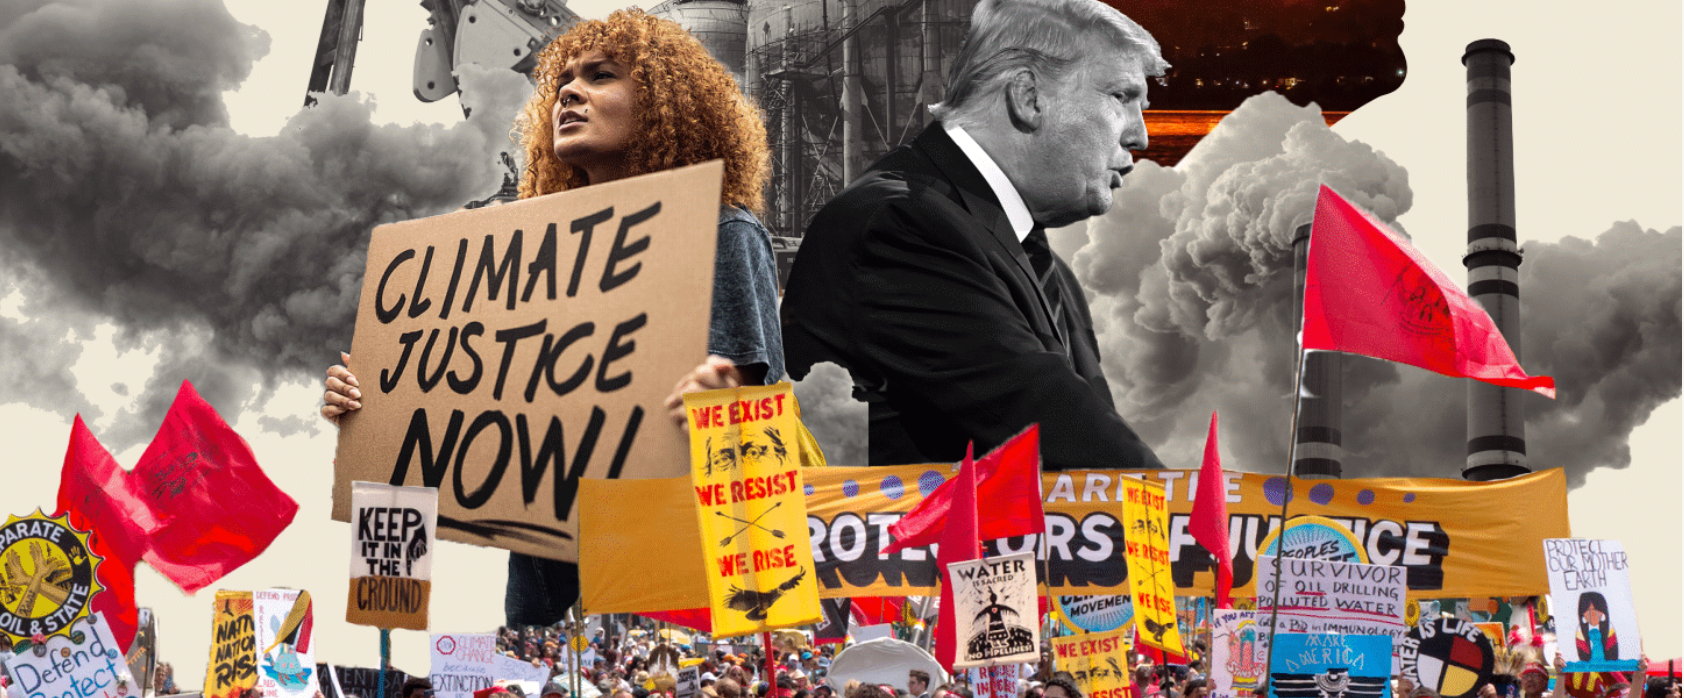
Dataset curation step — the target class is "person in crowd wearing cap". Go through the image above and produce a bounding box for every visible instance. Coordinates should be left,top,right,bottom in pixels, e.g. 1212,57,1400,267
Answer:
543,681,569,698
403,678,436,698
909,672,931,698
1042,677,1082,698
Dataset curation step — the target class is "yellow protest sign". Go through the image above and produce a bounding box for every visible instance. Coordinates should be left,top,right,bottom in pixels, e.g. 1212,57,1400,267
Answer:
205,591,258,698
1119,476,1186,659
685,383,821,637
1053,627,1135,698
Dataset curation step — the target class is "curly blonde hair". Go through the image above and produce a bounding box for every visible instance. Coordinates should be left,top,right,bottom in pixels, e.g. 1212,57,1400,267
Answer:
516,9,770,214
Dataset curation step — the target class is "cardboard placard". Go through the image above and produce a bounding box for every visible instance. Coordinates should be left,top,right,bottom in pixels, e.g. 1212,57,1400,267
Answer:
205,592,259,698
1268,634,1391,698
966,664,1035,698
685,383,821,637
1542,539,1640,673
1119,477,1186,659
334,161,724,563
347,482,438,631
2,613,134,698
675,666,701,698
947,552,1040,668
1052,627,1134,698
429,634,497,698
1254,556,1408,627
253,589,318,698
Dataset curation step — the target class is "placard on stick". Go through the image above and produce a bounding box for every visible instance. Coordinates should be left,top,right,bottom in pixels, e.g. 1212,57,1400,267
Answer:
1542,538,1640,673
347,482,438,630
2,612,134,698
333,162,723,563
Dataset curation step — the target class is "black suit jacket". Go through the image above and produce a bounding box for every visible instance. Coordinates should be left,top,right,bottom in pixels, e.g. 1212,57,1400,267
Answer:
781,123,1165,471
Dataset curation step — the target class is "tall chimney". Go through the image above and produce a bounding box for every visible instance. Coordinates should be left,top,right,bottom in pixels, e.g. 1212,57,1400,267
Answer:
1293,223,1342,479
1462,39,1528,481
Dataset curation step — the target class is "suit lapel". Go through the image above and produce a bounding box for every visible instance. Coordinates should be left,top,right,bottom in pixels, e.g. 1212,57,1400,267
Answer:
910,124,1069,353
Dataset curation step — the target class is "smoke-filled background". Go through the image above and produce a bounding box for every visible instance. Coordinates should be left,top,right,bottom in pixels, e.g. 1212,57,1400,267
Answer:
1,0,1678,682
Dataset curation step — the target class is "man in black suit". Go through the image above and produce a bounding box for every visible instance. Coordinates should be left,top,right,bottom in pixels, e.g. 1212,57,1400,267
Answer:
781,0,1168,471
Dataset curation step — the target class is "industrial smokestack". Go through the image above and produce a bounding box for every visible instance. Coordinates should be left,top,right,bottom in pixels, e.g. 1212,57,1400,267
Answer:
1462,39,1528,481
1293,223,1343,479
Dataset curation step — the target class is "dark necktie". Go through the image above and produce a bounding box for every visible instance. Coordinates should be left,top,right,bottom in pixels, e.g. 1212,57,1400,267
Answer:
1021,226,1068,350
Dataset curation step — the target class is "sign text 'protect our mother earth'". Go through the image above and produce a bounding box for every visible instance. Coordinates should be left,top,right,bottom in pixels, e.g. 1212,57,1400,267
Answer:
333,162,724,563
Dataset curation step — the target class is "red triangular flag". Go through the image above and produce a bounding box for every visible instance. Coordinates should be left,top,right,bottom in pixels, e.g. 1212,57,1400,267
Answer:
882,425,1045,555
55,415,142,650
130,381,299,592
638,608,713,632
850,596,906,626
1188,412,1233,610
932,443,982,671
1303,185,1555,398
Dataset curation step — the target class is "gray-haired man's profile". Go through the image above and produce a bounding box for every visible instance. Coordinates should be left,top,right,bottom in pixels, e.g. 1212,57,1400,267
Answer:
782,0,1169,471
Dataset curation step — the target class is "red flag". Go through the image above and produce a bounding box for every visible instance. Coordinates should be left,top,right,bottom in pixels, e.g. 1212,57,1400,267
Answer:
882,425,1045,555
931,443,982,671
1303,185,1555,398
55,416,141,650
638,608,713,632
1188,412,1233,610
850,596,906,626
129,381,299,592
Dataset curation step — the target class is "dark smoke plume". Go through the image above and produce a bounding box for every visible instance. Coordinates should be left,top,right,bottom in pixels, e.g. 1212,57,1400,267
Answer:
0,0,531,446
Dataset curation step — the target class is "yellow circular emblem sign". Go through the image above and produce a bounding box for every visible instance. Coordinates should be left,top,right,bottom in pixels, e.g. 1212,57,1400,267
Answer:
0,510,103,644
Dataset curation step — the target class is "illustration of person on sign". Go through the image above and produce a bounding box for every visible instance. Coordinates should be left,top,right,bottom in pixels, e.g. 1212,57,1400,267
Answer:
1573,592,1619,662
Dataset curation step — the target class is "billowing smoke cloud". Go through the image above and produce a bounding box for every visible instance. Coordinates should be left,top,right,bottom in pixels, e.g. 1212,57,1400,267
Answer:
791,91,1680,484
791,362,868,466
0,0,533,446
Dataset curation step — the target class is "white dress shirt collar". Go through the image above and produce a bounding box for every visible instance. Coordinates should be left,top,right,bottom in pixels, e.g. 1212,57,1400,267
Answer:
945,123,1035,242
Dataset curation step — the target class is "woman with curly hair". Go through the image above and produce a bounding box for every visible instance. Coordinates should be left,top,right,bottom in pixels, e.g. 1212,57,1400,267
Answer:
322,9,784,626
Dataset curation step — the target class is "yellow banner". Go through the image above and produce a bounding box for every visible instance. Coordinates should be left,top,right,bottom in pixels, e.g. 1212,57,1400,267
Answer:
1053,628,1135,698
805,467,1569,600
685,383,821,637
576,468,1571,615
1119,477,1186,658
205,591,258,698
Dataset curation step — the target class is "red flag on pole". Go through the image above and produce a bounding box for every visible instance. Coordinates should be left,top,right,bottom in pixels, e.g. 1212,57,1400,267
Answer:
1303,185,1555,398
57,381,299,601
930,443,982,671
56,415,142,650
1188,411,1233,610
881,425,1045,555
126,381,299,593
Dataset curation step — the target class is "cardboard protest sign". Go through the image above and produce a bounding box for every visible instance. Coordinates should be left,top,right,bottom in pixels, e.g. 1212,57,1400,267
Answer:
1401,619,1495,698
1542,539,1640,673
253,589,318,698
1253,556,1408,628
205,592,259,698
1119,477,1185,659
1052,627,1133,698
2,613,135,698
1211,610,1270,698
334,161,724,564
1268,634,1392,698
429,634,497,698
675,666,701,698
347,482,438,631
684,383,820,637
947,552,1040,668
0,511,103,645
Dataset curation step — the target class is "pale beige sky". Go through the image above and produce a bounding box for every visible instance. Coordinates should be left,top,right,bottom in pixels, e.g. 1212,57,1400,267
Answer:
0,0,1677,686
